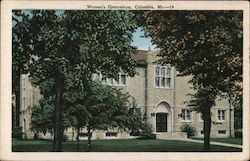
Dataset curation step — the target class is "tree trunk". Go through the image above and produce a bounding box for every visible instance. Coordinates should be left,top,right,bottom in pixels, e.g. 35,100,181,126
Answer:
203,106,211,151
14,88,20,128
52,128,55,151
76,127,80,151
13,71,20,128
54,76,64,152
87,128,91,152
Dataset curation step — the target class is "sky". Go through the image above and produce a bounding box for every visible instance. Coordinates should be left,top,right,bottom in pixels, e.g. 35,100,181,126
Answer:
131,28,156,51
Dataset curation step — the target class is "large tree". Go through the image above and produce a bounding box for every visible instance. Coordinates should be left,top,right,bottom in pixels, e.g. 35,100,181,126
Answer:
139,10,243,150
12,10,138,151
65,82,135,152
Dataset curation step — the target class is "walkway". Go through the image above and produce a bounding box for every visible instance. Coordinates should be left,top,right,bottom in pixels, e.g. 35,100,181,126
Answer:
171,138,242,149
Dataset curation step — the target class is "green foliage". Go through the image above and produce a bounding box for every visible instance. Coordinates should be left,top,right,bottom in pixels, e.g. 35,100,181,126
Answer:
139,10,242,97
140,122,155,139
62,134,69,142
13,10,138,87
126,97,154,139
187,87,217,113
30,96,77,135
13,10,138,151
30,98,55,135
139,11,243,150
235,131,242,138
180,124,197,138
12,127,23,139
64,81,137,151
127,98,143,133
83,82,132,131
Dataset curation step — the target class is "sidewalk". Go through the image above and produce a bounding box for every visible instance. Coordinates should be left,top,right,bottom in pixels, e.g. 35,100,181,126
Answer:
173,138,242,148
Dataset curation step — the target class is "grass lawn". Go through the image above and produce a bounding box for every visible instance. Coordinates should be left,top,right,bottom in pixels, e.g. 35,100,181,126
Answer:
12,139,242,152
192,138,243,145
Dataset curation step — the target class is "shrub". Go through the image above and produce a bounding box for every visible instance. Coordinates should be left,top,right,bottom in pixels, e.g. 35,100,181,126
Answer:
180,124,197,138
12,127,23,139
62,134,69,142
235,130,242,138
34,133,39,140
140,122,155,139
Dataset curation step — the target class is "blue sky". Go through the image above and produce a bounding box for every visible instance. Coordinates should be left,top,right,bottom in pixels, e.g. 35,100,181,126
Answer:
131,28,156,51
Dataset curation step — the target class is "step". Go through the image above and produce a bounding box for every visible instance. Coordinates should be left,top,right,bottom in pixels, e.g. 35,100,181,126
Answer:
156,132,187,139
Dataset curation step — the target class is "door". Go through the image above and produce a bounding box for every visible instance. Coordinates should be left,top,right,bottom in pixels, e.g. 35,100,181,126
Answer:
156,113,168,132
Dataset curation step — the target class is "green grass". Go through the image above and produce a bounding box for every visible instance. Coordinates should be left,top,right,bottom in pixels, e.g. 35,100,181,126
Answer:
192,138,243,145
12,139,242,152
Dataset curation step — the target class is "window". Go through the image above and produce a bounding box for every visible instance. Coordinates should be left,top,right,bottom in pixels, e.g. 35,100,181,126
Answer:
106,132,117,137
155,65,171,88
23,78,26,88
181,109,191,121
93,68,127,86
218,110,226,121
119,69,126,85
23,97,26,110
200,131,204,135
218,130,226,135
79,132,92,137
199,113,203,122
130,131,140,136
95,71,101,82
129,107,141,114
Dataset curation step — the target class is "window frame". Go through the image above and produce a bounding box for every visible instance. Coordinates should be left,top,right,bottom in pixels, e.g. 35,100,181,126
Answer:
180,109,192,122
217,130,227,135
154,65,172,89
199,113,204,122
217,109,227,122
105,132,118,139
93,68,127,86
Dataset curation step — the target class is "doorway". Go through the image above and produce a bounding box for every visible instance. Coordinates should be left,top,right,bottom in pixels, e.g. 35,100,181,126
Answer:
156,113,168,132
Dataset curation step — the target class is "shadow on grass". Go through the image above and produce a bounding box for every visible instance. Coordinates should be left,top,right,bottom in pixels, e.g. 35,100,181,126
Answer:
12,139,242,152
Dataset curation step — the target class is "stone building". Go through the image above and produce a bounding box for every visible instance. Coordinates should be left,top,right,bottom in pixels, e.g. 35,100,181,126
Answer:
19,50,234,140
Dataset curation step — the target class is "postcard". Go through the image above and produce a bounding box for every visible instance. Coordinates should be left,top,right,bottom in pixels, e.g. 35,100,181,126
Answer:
1,1,249,161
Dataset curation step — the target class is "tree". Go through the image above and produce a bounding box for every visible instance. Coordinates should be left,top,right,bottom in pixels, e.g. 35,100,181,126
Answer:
30,96,73,150
127,97,143,136
12,10,138,151
63,82,89,151
138,11,242,150
127,97,153,139
52,80,138,151
81,82,132,152
30,98,55,136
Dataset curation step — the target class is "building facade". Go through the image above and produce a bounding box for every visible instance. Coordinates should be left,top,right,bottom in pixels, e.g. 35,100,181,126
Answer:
19,50,234,140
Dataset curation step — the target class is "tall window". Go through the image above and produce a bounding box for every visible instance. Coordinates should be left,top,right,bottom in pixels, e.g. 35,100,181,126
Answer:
119,69,126,85
23,78,26,110
218,110,226,121
155,65,171,88
199,113,203,122
95,71,101,82
181,109,191,121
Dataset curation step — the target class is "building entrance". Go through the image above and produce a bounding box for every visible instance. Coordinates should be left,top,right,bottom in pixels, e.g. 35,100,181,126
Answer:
156,113,168,132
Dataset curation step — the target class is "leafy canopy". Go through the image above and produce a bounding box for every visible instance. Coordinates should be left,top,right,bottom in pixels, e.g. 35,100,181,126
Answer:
139,10,243,104
13,10,138,88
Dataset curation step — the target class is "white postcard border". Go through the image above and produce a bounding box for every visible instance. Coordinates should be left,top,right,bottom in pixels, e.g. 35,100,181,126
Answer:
1,1,249,161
